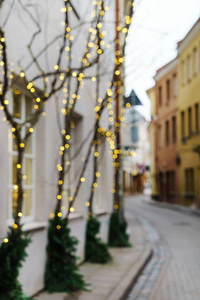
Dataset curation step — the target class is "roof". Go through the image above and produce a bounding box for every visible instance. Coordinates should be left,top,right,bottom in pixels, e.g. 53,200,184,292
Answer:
177,18,200,48
155,57,177,74
124,90,143,107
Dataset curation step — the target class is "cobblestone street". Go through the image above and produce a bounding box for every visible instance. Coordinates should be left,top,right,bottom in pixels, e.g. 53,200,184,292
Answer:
125,195,200,300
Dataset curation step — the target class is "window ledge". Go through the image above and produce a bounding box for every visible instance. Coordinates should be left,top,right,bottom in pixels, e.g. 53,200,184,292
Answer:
94,208,109,217
22,221,48,232
68,212,83,221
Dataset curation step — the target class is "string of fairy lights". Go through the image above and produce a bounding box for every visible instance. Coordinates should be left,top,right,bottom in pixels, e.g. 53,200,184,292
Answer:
0,0,135,239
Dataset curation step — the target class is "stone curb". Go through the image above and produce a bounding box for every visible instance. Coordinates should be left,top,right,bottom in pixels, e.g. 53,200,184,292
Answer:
107,244,153,300
146,199,200,217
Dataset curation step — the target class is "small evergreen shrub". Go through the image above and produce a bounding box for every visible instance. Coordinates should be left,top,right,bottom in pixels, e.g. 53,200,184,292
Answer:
44,216,87,294
109,212,131,247
0,225,32,300
85,217,112,264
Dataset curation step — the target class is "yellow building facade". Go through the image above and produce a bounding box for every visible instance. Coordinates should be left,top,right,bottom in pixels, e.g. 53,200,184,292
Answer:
146,87,158,198
177,19,200,208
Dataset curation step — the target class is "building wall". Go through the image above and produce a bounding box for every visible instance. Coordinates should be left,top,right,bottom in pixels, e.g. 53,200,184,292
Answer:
146,87,158,198
177,19,200,208
154,59,179,202
0,0,118,296
121,107,149,195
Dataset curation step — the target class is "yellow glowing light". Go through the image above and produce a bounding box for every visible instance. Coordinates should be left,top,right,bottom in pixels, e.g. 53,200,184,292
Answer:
126,103,131,108
4,238,9,243
57,212,62,217
13,223,18,229
57,164,63,171
4,100,9,105
16,164,21,169
65,135,70,140
36,98,41,102
42,112,46,116
97,23,102,29
92,77,96,82
94,152,99,157
111,189,116,193
60,7,67,12
11,127,16,132
93,183,98,187
86,202,90,207
122,28,128,34
50,213,55,218
80,177,85,182
54,65,59,70
18,212,23,217
34,104,39,110
57,195,62,200
20,143,25,148
70,207,74,212
114,204,119,209
29,128,34,133
58,180,63,185
68,197,73,201
107,89,112,96
20,72,25,77
56,225,61,229
66,160,70,165
95,106,100,112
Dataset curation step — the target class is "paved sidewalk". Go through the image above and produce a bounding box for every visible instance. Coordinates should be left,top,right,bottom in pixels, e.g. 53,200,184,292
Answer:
36,214,152,300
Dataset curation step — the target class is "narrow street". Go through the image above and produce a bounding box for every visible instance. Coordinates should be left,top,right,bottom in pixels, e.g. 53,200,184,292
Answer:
125,194,200,300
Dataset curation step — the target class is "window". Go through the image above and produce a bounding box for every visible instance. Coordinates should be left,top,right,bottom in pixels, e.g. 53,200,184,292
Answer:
172,116,176,143
188,107,192,135
8,89,35,221
173,73,178,97
61,130,75,214
158,86,162,106
187,55,192,81
181,60,186,85
181,111,185,137
185,168,194,198
166,79,170,102
158,125,162,148
165,120,169,146
195,103,199,132
193,48,198,75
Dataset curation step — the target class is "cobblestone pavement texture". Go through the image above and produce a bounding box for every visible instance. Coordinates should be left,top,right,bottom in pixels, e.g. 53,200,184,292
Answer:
36,199,152,300
126,194,200,300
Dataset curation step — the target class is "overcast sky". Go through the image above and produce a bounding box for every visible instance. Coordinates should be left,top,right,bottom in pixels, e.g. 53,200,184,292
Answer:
125,0,200,120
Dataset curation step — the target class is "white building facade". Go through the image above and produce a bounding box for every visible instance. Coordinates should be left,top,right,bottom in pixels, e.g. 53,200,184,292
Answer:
0,0,131,296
